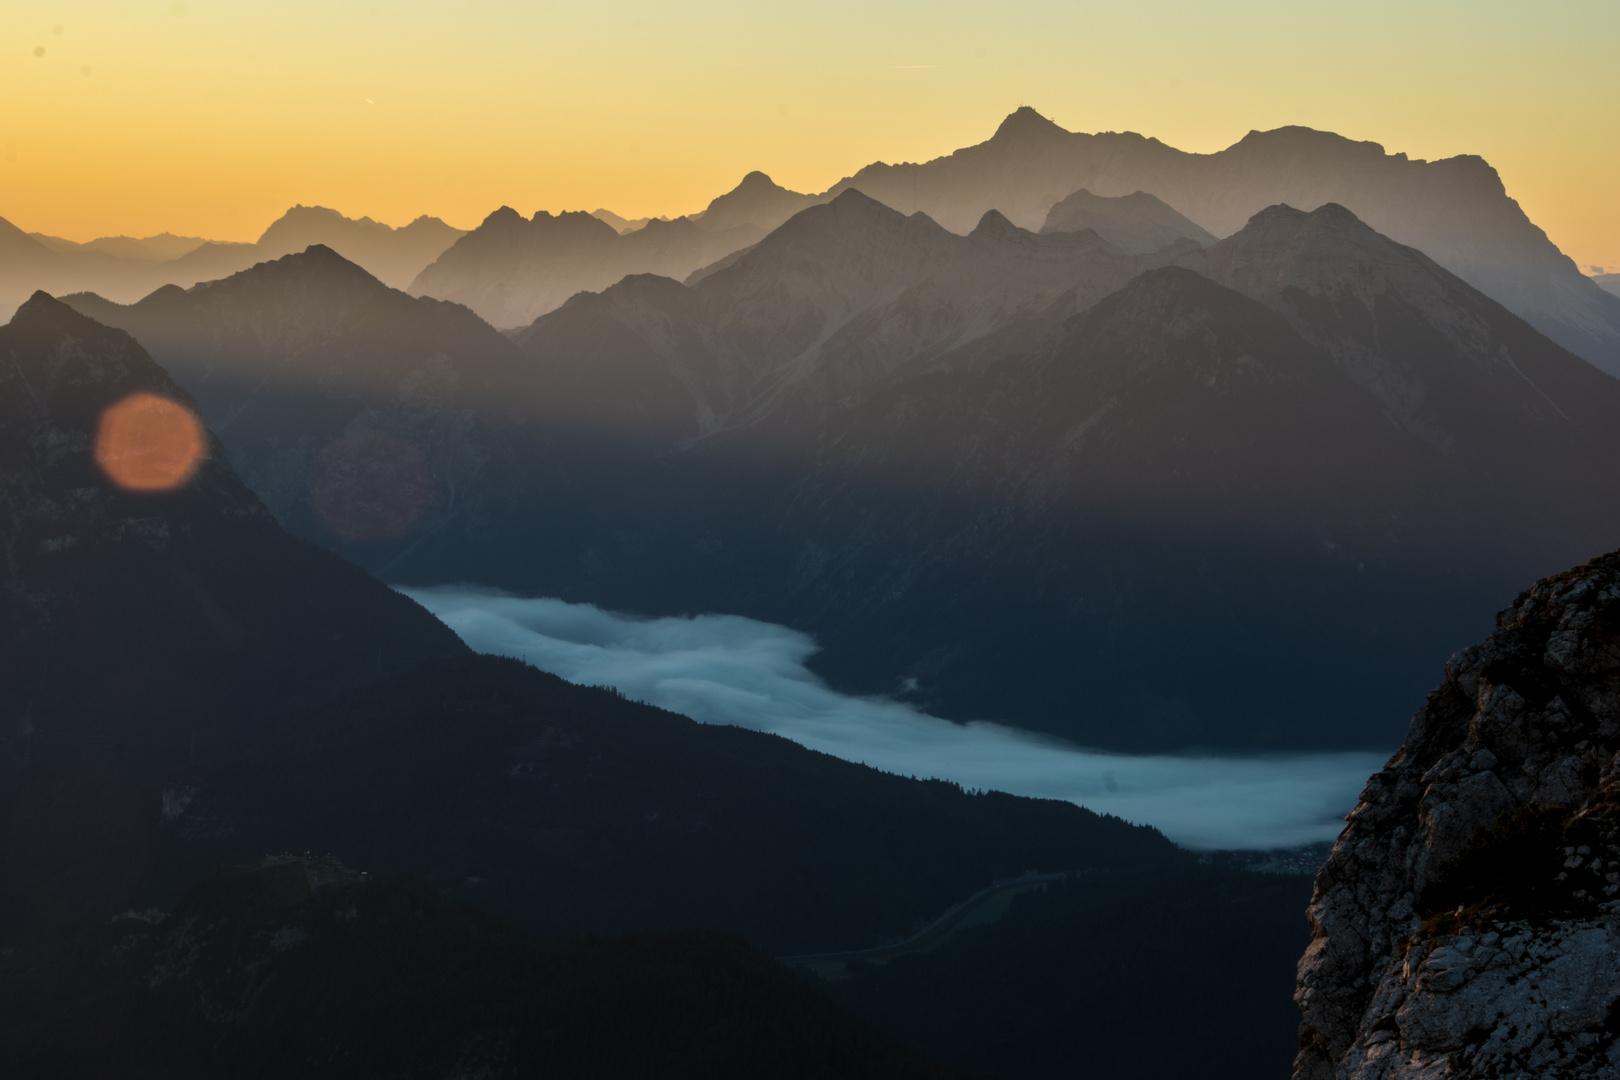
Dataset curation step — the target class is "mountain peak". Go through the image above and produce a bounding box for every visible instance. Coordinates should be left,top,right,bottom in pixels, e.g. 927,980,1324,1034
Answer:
10,289,81,330
258,205,394,245
991,106,1067,142
1231,126,1388,159
698,171,818,234
1238,201,1386,247
480,206,526,230
969,208,1023,240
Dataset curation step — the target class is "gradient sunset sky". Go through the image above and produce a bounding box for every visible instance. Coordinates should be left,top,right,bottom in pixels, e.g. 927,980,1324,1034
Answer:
5,0,1618,269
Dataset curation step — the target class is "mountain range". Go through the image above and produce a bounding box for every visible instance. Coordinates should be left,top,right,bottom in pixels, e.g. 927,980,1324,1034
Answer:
11,110,1619,375
28,230,211,262
410,200,768,328
819,109,1620,374
1,206,465,318
402,109,1620,373
61,190,1620,754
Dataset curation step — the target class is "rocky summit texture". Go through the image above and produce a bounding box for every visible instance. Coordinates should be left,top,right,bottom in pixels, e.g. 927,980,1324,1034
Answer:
1297,550,1620,1078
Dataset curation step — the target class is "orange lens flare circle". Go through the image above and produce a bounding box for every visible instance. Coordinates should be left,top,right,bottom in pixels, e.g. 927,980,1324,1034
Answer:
94,392,207,492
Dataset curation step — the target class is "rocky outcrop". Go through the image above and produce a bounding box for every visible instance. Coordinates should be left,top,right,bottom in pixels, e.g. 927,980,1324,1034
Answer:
1297,550,1620,1078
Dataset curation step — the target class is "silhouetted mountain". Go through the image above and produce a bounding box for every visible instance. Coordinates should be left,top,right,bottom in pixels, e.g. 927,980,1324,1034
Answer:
0,215,113,319
156,206,465,291
1597,272,1620,298
145,656,1179,955
29,231,209,262
1040,188,1216,252
62,246,530,561
0,291,465,772
829,108,1620,373
697,171,822,233
591,207,669,233
256,206,464,287
0,858,965,1080
0,207,463,314
411,205,764,327
512,191,1153,436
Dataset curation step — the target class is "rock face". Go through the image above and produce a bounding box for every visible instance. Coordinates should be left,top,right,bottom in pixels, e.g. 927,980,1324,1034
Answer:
1297,549,1620,1078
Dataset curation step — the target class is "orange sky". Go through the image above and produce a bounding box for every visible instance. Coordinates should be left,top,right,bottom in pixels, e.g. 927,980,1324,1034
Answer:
4,0,1618,270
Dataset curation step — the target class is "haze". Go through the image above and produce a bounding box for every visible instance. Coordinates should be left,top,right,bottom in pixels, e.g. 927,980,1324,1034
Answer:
4,0,1619,271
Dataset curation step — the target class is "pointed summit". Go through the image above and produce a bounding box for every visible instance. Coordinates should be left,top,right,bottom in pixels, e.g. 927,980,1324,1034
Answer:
968,208,1026,241
699,171,819,234
990,106,1067,142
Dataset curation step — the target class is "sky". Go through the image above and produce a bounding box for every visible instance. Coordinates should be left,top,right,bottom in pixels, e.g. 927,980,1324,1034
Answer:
401,587,1389,851
3,1,1618,269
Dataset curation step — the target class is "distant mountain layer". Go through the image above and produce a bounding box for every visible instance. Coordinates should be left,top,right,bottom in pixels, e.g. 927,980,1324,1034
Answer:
411,172,820,327
1597,272,1620,298
828,108,1620,374
29,231,210,262
410,205,765,328
0,206,464,315
1040,188,1216,252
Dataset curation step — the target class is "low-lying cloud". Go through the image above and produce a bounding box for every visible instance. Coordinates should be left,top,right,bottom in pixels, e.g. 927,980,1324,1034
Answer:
400,587,1389,851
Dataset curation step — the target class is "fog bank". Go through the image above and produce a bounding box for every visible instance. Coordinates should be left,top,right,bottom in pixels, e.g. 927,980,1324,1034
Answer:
401,587,1388,850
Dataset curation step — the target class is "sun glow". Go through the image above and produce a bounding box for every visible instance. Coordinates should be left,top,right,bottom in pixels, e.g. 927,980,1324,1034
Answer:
1,1,1615,268
94,392,207,492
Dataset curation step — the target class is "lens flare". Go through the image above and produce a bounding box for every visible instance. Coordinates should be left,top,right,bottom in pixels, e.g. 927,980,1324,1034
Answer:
94,393,207,492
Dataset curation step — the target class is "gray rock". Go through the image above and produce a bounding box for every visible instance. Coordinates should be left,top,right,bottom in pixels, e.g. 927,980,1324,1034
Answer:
1297,550,1620,1078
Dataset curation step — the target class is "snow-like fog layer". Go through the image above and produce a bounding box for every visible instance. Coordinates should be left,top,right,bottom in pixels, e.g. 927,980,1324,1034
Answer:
400,587,1388,851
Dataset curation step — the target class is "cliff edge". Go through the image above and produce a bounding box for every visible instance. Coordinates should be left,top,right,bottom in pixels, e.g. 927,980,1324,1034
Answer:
1298,550,1620,1078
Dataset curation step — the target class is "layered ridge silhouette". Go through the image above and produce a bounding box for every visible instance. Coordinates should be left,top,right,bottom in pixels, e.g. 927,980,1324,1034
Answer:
64,193,1620,754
